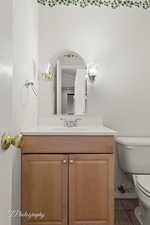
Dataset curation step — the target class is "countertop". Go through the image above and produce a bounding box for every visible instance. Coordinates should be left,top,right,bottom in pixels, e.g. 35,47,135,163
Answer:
22,126,117,136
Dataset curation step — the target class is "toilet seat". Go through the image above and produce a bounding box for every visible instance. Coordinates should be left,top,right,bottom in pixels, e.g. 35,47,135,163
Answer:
135,175,150,198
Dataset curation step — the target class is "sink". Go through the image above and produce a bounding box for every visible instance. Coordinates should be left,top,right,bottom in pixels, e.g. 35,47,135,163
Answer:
51,127,89,131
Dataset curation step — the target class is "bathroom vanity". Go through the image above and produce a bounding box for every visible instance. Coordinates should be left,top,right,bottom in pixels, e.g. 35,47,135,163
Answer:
21,127,116,225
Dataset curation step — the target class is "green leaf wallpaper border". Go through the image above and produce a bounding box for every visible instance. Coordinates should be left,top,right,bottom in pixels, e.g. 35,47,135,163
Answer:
37,0,150,9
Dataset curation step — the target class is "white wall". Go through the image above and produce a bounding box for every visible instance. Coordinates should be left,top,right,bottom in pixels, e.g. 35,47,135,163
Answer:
13,0,38,131
38,5,150,197
38,5,150,136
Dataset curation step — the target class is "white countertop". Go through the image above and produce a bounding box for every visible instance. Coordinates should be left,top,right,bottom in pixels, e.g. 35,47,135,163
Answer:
22,126,117,136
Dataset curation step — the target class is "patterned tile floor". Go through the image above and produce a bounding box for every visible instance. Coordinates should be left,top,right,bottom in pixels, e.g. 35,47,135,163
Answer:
115,199,140,225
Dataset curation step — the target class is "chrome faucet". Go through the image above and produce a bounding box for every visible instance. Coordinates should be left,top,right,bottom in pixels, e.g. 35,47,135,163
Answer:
60,118,81,128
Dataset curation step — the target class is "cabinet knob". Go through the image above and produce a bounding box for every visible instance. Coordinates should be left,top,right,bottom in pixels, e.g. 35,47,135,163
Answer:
63,160,67,164
70,160,74,164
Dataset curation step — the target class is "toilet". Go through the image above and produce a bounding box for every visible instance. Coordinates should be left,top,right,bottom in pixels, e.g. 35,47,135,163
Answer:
116,137,150,225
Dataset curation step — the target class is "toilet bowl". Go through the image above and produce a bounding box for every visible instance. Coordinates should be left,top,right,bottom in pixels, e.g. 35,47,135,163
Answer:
133,175,150,225
116,137,150,225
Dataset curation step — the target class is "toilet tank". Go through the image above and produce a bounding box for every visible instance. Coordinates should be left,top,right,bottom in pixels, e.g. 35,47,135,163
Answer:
116,137,150,174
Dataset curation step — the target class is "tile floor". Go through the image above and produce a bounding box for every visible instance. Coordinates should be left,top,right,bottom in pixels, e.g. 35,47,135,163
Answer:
115,199,140,225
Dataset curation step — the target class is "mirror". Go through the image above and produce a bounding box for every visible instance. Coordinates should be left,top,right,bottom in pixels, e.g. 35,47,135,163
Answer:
39,50,87,115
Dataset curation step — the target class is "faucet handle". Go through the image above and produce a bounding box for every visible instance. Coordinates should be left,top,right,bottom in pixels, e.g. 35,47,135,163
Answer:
60,118,65,121
60,118,68,127
60,117,81,127
75,118,82,122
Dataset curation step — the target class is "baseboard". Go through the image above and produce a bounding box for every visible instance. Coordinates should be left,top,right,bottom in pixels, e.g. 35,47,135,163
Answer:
115,192,137,199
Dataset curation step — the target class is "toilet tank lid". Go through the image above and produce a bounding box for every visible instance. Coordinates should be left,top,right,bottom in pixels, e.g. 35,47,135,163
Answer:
116,137,150,146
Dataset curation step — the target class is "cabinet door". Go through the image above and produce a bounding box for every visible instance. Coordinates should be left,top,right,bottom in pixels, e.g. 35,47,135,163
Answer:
69,154,114,225
22,154,68,225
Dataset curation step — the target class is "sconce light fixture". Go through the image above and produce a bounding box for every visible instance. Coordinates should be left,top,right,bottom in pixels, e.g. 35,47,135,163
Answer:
41,63,53,81
87,63,98,83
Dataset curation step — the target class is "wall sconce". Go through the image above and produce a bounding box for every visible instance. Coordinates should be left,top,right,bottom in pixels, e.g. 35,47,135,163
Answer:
41,63,53,81
87,64,98,83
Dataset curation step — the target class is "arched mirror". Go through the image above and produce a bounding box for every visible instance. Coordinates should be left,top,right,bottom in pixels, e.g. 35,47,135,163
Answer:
39,50,87,116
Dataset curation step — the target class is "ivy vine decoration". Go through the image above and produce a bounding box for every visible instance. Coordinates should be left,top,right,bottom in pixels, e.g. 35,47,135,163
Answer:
37,0,150,9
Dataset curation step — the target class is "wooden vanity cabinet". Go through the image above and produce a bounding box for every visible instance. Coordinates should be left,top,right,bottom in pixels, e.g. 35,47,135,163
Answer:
69,154,114,225
21,136,114,225
21,155,68,225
